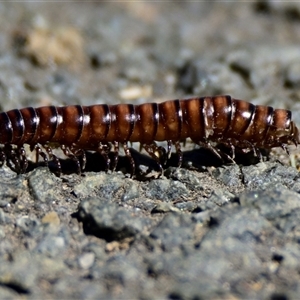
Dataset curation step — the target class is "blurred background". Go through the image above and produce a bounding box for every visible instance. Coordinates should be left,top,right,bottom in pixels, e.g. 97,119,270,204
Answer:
1,3,300,299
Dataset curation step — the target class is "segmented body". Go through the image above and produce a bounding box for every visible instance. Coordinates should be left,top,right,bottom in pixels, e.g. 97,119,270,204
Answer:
0,95,298,175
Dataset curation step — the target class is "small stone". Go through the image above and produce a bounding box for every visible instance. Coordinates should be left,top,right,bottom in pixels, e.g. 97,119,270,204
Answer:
16,216,40,235
0,251,39,293
208,189,235,206
42,211,60,227
28,168,61,203
144,179,188,201
36,235,66,257
121,182,140,202
151,202,180,214
78,252,95,270
0,209,11,225
77,198,149,241
212,165,242,187
0,228,5,238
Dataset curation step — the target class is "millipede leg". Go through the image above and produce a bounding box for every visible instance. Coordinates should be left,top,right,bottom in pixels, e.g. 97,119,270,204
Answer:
111,141,119,172
98,143,111,172
254,148,263,161
34,145,48,166
203,142,223,161
158,145,168,166
219,143,235,163
33,145,39,163
18,146,28,173
6,157,20,173
167,140,172,159
43,145,61,176
81,150,86,170
292,138,298,147
61,145,81,174
229,142,235,160
174,141,183,167
243,141,263,161
5,145,22,173
144,143,164,176
281,144,290,155
52,154,61,175
0,149,6,168
123,142,135,177
251,146,263,161
71,147,86,171
202,141,236,163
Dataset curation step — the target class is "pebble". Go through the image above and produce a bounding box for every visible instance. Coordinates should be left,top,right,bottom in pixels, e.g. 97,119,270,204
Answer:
42,211,60,227
78,252,95,269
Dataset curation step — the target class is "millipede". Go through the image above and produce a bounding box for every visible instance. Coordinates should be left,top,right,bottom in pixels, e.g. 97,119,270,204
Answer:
0,95,299,176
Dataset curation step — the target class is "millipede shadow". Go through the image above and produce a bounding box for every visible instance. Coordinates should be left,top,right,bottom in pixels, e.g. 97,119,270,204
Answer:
23,146,262,177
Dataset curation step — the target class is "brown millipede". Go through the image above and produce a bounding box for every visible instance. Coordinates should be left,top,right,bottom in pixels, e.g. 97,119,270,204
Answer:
0,95,298,176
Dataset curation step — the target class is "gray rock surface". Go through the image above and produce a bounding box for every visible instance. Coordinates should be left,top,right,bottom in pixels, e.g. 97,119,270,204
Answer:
0,1,300,299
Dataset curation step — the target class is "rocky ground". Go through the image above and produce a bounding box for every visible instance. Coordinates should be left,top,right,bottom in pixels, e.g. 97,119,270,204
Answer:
1,1,300,299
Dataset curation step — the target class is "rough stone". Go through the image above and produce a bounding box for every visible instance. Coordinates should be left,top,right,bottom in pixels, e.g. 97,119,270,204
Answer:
77,198,149,241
